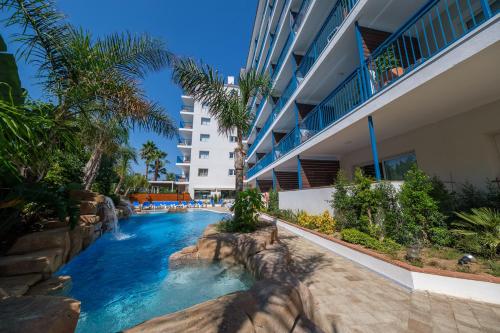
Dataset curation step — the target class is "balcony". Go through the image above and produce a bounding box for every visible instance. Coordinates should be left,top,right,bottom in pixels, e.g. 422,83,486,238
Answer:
246,0,497,180
248,76,298,156
296,0,358,79
247,151,274,179
179,120,193,129
181,105,194,112
177,138,192,147
176,156,191,164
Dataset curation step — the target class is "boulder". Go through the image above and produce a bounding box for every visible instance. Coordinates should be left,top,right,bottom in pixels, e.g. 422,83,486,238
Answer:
68,226,83,260
124,291,255,333
0,248,64,278
80,224,95,249
42,219,69,230
79,201,98,215
8,228,70,262
0,295,80,333
27,275,71,295
0,274,43,297
196,234,236,262
79,214,100,225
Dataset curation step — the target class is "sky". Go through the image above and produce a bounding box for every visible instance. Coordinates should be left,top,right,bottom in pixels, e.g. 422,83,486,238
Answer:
1,0,257,176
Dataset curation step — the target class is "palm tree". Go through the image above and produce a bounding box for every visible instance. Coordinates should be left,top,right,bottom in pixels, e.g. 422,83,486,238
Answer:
453,208,500,258
1,1,177,188
114,146,137,194
149,149,168,181
172,58,271,194
140,140,158,180
123,173,149,196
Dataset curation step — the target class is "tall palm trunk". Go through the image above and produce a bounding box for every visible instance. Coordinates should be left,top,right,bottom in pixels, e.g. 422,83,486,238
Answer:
114,175,125,194
153,159,159,181
234,129,245,193
145,162,149,180
83,141,104,190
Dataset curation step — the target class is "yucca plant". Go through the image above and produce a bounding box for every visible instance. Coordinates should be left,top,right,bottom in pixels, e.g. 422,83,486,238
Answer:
453,208,500,258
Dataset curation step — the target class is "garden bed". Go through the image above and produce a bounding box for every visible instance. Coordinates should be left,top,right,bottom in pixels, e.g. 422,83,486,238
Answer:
262,212,500,283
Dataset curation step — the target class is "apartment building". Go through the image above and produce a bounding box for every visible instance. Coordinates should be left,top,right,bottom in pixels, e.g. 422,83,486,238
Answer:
175,77,238,199
244,0,500,212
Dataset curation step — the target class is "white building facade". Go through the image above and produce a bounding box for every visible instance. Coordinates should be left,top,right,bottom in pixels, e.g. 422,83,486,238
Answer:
244,0,500,212
176,78,238,199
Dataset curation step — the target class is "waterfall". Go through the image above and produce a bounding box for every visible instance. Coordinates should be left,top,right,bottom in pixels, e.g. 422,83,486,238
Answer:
104,196,132,240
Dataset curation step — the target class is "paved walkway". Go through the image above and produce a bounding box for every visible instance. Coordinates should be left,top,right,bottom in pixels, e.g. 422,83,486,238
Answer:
278,228,500,333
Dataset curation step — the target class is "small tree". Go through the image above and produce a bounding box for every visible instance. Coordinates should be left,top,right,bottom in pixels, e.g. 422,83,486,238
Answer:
398,166,444,245
267,189,279,214
222,188,263,232
331,169,356,230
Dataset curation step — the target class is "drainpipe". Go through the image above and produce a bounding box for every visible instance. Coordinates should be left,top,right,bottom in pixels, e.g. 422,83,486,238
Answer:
368,116,382,181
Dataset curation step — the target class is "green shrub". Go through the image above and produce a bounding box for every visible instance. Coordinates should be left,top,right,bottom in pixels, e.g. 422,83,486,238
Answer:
453,208,500,258
340,228,400,254
398,166,445,245
220,188,263,233
267,189,279,214
296,210,336,235
429,227,453,247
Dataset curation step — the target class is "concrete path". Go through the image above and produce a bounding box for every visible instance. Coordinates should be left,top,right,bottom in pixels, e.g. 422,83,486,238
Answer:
278,228,500,333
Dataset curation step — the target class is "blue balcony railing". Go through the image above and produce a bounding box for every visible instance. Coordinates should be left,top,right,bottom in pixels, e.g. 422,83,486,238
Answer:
248,76,298,156
274,127,301,159
178,138,192,146
247,151,274,178
292,0,312,32
270,30,295,80
246,0,496,180
176,156,191,163
364,0,494,96
179,121,193,129
181,105,194,112
248,107,277,156
301,69,363,137
297,0,358,79
260,0,292,75
247,95,269,137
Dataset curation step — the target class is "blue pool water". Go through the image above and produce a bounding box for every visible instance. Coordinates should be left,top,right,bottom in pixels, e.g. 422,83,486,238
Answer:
57,211,253,333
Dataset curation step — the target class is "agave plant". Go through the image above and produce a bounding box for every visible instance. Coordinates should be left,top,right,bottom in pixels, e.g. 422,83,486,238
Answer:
453,208,500,258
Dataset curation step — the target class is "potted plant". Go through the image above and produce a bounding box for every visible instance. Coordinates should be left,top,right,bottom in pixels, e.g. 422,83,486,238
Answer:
373,46,403,87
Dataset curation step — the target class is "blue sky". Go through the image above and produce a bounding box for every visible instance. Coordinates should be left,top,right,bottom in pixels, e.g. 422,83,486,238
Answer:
1,0,256,176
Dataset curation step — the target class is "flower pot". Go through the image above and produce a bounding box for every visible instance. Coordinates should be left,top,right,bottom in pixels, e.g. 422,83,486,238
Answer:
382,67,404,85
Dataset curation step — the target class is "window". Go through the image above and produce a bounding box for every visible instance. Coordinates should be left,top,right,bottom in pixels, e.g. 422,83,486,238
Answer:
199,151,209,159
382,152,417,181
229,152,234,159
200,134,210,142
201,117,211,125
229,135,238,143
228,169,235,176
198,168,208,177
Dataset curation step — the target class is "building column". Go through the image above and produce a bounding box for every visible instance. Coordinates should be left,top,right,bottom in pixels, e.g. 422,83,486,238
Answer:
354,21,370,100
272,168,277,191
297,156,303,190
480,0,493,18
368,116,382,181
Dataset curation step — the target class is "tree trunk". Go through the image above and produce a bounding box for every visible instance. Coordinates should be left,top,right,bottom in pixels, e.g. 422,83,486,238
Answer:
145,162,149,180
114,175,125,194
83,143,104,191
153,159,159,181
234,129,245,194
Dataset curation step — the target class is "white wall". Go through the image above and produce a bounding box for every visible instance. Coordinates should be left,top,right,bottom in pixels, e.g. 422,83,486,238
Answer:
189,100,237,197
341,100,500,188
279,182,403,215
279,187,334,214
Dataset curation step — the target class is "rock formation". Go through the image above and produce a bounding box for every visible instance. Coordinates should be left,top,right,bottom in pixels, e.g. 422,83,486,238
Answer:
127,222,321,333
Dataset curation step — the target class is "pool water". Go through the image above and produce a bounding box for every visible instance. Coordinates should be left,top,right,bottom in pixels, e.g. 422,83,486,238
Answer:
57,211,253,333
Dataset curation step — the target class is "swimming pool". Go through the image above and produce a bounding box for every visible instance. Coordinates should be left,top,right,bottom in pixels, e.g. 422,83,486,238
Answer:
57,210,253,333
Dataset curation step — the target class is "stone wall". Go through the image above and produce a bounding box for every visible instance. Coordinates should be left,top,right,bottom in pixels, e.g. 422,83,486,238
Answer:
0,190,133,333
126,222,321,333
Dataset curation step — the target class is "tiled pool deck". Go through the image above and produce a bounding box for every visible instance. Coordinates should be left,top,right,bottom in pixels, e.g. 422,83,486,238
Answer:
279,228,500,333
